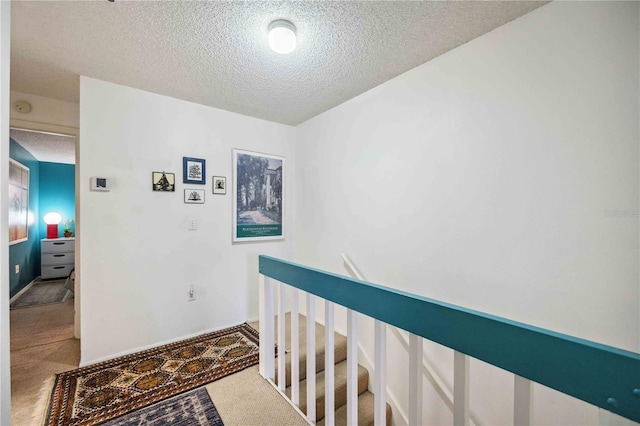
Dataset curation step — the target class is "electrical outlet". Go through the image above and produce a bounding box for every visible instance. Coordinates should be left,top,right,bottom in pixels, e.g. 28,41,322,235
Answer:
14,264,19,274
188,284,195,301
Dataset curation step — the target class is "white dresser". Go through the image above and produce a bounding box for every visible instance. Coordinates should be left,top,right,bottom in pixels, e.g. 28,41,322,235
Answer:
41,238,75,279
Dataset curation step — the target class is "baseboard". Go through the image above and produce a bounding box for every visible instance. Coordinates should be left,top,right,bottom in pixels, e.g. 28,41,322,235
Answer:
10,276,39,304
79,320,246,367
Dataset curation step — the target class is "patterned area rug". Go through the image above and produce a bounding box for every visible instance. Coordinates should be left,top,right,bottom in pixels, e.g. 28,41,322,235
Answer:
44,324,259,426
101,387,223,426
11,279,73,309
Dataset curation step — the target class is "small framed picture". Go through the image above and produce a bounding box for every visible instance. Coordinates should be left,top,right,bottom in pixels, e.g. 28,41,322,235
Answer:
184,189,205,204
213,176,226,194
183,157,206,184
152,171,175,192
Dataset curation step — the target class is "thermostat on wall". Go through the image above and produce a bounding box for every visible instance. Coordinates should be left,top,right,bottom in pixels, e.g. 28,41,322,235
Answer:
90,177,111,192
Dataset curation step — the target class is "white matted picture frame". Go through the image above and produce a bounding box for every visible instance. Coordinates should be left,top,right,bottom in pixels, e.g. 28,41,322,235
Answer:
232,149,284,242
212,176,226,194
184,189,205,204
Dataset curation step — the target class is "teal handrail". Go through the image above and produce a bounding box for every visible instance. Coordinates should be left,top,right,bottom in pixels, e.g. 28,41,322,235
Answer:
259,255,640,423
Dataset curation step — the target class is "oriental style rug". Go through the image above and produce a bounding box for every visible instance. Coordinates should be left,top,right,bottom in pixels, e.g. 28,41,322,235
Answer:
100,387,223,426
44,323,259,426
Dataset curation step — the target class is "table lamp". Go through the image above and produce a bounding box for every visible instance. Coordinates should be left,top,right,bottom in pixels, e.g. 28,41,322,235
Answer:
44,212,62,239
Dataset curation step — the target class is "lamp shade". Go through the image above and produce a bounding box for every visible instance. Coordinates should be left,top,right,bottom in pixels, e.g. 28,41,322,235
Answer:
44,212,62,224
268,20,296,54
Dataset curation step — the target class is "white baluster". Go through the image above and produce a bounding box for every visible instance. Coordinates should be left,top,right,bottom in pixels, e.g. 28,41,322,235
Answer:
374,320,387,426
453,351,470,426
259,274,275,380
291,287,300,406
409,333,423,425
278,282,286,391
347,309,358,426
514,375,532,426
306,294,316,422
325,301,335,425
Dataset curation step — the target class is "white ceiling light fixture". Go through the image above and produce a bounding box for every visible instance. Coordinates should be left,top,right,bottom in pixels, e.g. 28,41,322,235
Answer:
268,19,296,54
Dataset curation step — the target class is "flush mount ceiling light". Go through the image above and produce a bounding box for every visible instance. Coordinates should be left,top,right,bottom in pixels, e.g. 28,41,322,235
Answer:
268,19,296,54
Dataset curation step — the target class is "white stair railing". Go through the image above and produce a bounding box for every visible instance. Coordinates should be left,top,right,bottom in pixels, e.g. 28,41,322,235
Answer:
341,252,483,426
258,255,640,426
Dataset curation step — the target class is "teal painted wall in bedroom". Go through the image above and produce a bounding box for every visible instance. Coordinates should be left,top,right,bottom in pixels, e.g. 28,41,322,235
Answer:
39,162,75,240
9,138,40,298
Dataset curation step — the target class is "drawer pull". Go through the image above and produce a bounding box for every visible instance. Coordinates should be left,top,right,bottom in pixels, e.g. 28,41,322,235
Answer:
53,254,66,257
53,242,65,245
53,266,65,270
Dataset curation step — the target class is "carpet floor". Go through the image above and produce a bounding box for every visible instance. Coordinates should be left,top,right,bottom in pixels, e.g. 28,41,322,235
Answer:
11,279,73,309
44,324,260,426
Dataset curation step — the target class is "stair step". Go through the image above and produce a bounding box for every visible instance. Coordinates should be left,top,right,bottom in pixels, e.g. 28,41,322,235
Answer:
274,313,348,387
317,391,392,426
260,313,393,425
288,358,368,422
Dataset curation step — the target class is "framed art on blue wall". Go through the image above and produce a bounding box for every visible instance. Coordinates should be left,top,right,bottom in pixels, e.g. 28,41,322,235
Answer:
8,159,29,245
183,157,206,184
232,149,284,242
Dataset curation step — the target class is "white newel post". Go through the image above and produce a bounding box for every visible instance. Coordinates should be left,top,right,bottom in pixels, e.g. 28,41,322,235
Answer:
453,351,470,426
259,274,275,380
514,375,532,426
374,320,387,426
325,301,336,425
278,282,286,391
347,308,359,426
409,333,423,425
291,287,300,405
306,293,317,422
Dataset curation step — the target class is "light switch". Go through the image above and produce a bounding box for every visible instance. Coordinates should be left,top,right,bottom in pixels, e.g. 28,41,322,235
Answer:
187,217,198,230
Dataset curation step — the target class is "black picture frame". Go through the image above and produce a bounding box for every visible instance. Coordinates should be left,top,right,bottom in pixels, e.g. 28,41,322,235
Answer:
213,176,226,194
152,171,175,192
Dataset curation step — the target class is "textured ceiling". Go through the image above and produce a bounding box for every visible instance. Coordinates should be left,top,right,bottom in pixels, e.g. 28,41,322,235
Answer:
11,1,547,126
10,128,76,165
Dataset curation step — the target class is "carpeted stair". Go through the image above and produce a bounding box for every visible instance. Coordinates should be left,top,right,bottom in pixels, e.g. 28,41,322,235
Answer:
274,314,391,426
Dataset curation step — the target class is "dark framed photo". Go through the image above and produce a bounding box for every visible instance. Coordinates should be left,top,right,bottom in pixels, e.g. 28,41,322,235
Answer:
152,171,175,192
184,189,205,204
183,157,206,184
213,176,226,195
232,149,284,242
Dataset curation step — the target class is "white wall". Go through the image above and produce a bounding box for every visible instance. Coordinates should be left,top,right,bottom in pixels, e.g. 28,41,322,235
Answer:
295,2,638,425
79,77,295,365
0,2,11,424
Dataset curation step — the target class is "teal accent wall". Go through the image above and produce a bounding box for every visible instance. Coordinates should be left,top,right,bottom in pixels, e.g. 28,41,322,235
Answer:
39,162,75,239
9,139,40,297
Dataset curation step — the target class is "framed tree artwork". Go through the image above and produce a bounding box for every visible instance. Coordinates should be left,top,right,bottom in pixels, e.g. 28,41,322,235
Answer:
232,149,284,242
183,157,206,184
184,189,205,204
152,171,175,192
212,176,226,194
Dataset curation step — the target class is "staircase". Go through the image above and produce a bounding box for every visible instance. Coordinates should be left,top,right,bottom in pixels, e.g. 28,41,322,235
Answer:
273,314,391,426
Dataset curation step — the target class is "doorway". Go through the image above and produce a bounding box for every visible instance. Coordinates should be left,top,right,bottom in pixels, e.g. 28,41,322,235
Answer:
7,124,80,424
